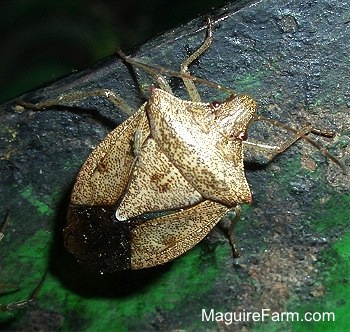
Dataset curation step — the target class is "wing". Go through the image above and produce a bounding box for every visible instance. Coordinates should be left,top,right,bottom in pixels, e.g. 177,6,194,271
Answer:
130,200,230,269
70,103,149,206
64,200,230,272
116,137,203,220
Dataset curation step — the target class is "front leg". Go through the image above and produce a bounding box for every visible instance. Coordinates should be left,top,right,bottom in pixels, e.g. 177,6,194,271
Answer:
180,17,214,102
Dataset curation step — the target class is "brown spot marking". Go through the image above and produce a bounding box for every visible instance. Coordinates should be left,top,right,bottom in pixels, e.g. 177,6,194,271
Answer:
150,173,172,193
163,235,178,248
96,158,109,173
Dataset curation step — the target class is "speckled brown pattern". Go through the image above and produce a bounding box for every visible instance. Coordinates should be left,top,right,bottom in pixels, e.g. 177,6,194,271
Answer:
148,89,255,205
70,103,149,206
64,88,256,271
116,138,203,220
131,200,229,269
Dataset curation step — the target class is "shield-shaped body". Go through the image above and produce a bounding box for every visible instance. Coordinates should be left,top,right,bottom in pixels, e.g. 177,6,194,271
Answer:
64,88,256,272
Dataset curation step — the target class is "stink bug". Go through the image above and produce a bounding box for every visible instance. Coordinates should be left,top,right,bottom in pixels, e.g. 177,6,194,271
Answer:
17,18,345,273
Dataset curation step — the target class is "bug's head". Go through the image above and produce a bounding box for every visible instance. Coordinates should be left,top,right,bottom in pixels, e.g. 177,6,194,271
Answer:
210,94,257,141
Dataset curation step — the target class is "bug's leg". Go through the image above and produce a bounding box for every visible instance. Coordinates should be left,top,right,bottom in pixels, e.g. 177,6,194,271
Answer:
154,76,173,94
244,123,314,155
117,17,218,101
180,17,213,102
133,127,143,158
0,299,32,311
0,210,9,242
128,125,144,173
117,50,236,96
115,50,173,94
0,211,46,311
246,116,346,173
227,205,241,258
0,271,47,311
16,89,135,116
0,293,34,312
119,16,214,100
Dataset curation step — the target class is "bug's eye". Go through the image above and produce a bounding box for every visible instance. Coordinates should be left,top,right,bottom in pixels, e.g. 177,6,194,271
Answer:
210,100,221,109
238,131,248,141
228,131,248,141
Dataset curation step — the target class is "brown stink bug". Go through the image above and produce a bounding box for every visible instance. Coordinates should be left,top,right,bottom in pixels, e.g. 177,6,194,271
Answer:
17,18,345,273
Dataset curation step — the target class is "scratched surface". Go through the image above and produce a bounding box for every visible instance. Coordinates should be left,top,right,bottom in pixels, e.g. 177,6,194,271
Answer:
1,0,349,330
